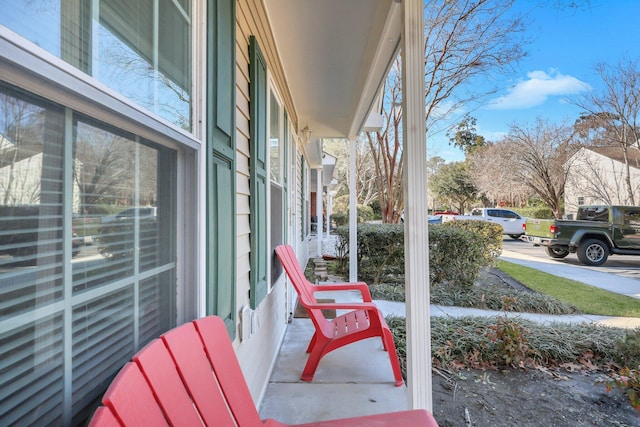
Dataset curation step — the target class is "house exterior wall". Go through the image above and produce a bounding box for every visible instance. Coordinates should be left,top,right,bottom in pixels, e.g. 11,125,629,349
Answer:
565,147,640,216
0,0,311,423
0,22,198,427
234,0,309,403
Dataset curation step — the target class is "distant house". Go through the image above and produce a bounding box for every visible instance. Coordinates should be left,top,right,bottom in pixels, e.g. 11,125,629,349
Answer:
565,146,640,215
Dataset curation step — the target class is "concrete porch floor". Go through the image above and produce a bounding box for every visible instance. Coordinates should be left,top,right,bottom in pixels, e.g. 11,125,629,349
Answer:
258,234,412,424
258,312,410,424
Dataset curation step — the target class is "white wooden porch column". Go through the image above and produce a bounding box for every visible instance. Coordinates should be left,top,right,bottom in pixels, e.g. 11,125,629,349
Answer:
326,192,333,235
316,167,323,256
402,0,432,411
348,137,358,282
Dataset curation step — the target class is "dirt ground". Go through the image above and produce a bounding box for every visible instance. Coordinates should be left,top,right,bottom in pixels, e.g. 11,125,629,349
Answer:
428,268,640,426
431,367,639,426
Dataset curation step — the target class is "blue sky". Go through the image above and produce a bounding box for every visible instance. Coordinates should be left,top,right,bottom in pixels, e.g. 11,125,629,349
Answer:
428,0,640,162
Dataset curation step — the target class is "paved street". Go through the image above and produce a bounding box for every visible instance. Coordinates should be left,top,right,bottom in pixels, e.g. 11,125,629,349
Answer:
502,238,640,299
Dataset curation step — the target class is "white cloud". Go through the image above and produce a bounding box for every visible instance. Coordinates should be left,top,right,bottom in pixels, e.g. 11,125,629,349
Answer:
487,70,591,110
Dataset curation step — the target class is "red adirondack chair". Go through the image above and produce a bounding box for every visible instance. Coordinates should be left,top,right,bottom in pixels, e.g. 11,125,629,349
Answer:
88,315,438,426
275,244,404,387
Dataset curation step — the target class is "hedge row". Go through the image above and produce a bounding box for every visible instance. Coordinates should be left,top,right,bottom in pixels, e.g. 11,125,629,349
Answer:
513,206,554,219
333,220,503,289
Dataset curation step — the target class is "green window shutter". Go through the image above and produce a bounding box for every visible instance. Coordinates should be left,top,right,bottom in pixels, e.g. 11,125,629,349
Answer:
249,36,268,309
206,0,236,335
301,157,307,241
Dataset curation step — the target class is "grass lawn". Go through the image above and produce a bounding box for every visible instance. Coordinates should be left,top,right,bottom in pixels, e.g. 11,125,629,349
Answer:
497,259,640,318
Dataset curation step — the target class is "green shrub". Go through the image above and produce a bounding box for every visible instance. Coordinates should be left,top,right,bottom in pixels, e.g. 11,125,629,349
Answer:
370,283,406,302
440,220,503,267
614,330,640,368
368,201,382,219
329,206,374,224
331,213,348,227
357,204,375,223
430,284,578,314
339,223,404,284
515,207,554,219
387,315,630,376
334,222,497,288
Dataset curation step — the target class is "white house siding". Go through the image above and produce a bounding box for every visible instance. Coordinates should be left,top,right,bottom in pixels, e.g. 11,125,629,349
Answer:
0,0,316,421
234,0,307,404
565,147,640,215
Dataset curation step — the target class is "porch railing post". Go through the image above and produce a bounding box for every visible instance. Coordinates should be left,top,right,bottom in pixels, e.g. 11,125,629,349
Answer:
401,0,432,412
348,137,358,283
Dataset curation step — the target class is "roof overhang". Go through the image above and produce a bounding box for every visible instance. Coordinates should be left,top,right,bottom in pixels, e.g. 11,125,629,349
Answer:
310,151,338,190
266,0,402,165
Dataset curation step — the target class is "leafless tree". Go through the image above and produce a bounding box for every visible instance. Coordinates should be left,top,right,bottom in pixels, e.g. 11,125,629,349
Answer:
500,118,578,218
74,125,135,214
566,150,616,206
97,28,190,130
467,142,532,207
423,0,526,129
366,0,527,223
366,64,404,223
323,138,377,209
573,58,640,205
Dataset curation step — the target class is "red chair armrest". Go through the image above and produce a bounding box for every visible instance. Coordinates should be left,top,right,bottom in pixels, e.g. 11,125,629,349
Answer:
304,302,379,311
312,282,373,301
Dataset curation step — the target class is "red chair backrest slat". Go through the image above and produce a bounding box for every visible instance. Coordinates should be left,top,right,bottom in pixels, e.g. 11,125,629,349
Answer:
275,245,317,305
194,316,264,426
102,362,169,426
132,339,204,426
161,323,237,427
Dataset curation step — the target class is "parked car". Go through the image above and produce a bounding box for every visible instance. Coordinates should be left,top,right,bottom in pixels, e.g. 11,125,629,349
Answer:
0,205,82,260
442,207,526,239
400,211,444,224
428,215,442,224
522,205,640,266
101,206,157,223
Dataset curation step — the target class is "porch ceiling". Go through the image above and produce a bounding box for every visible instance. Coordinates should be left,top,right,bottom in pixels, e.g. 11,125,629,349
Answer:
265,0,401,140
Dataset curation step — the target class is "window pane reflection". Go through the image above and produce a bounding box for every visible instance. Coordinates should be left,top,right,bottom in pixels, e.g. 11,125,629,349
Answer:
0,0,192,130
0,1,61,57
72,118,176,293
0,86,64,318
97,0,191,129
72,121,135,291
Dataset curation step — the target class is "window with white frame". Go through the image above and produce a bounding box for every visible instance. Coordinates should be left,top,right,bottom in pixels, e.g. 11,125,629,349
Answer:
0,81,177,426
0,0,204,425
269,89,285,285
1,0,192,130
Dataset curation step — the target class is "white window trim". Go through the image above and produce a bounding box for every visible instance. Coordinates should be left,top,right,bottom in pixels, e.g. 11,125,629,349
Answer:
0,27,199,151
0,22,201,324
266,79,287,293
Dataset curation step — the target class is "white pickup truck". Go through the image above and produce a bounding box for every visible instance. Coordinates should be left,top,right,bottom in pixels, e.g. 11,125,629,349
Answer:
442,208,526,239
